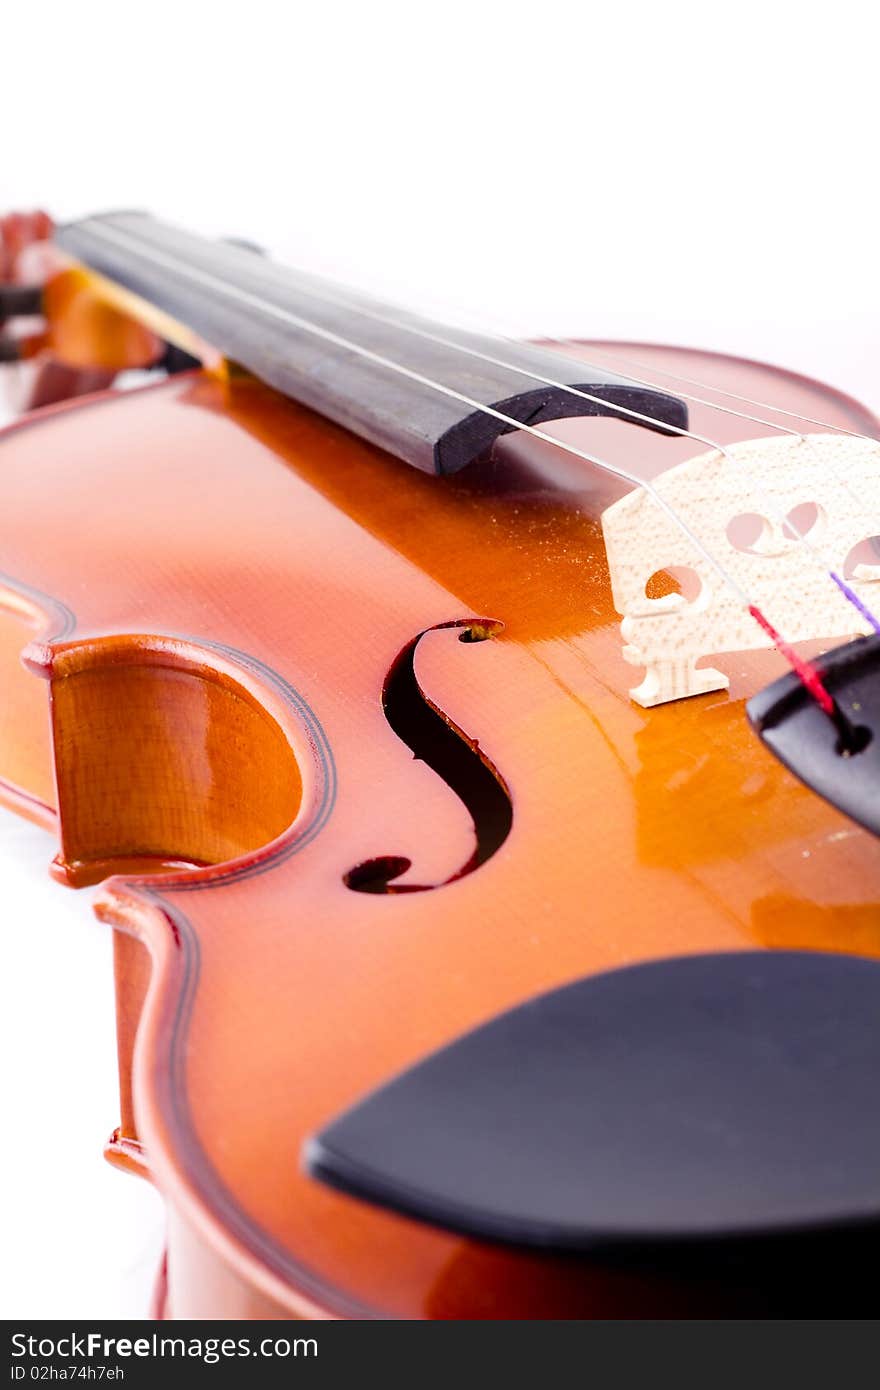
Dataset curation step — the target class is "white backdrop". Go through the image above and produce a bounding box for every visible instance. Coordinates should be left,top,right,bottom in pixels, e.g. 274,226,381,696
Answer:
1,0,877,1318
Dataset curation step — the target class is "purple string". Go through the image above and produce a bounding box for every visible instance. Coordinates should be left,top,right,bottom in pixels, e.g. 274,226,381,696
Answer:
830,570,880,635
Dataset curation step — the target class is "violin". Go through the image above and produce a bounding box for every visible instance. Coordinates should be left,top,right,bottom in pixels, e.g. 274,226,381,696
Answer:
1,210,878,1320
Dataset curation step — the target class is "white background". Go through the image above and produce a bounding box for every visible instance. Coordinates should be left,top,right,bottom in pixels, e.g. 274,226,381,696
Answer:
1,0,877,1318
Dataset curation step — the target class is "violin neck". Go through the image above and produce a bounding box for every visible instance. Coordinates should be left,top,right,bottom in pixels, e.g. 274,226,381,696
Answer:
57,212,686,475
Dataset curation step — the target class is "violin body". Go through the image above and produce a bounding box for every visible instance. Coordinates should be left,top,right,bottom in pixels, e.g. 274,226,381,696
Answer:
2,215,879,1319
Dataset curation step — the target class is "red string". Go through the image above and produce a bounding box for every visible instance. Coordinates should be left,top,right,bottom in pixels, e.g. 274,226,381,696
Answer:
748,604,835,718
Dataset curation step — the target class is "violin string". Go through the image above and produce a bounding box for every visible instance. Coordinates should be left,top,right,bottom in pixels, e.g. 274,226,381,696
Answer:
164,235,880,642
555,340,875,442
178,244,880,642
350,285,879,636
294,266,880,644
76,219,849,721
531,334,880,635
393,308,879,639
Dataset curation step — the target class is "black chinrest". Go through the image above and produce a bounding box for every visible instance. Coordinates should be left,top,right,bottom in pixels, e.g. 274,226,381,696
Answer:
304,950,880,1255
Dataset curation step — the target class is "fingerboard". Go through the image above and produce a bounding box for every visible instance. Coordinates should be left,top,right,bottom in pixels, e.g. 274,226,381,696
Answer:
58,212,687,475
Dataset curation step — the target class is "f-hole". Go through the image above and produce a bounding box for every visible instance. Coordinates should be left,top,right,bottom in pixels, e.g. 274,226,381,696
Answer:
343,620,512,894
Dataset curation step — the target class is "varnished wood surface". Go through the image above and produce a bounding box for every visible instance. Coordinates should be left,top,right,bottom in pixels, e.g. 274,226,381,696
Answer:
0,343,877,1318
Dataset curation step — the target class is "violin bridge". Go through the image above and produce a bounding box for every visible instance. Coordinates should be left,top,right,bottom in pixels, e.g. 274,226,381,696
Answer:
600,432,880,707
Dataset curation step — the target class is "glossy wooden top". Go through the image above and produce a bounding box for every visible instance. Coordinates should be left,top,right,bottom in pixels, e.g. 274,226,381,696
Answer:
0,342,877,1317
